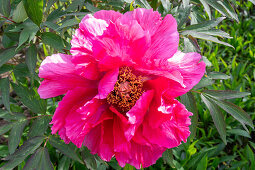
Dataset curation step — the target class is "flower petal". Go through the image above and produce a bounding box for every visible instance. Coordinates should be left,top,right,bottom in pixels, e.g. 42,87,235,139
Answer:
97,68,119,99
50,87,96,135
65,98,112,148
143,99,192,148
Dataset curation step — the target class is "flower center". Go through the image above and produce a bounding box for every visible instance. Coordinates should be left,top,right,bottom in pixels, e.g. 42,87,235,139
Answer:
107,67,144,113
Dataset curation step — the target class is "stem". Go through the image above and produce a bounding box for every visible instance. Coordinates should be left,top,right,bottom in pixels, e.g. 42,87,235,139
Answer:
27,114,53,120
190,90,202,94
0,15,17,24
44,137,49,148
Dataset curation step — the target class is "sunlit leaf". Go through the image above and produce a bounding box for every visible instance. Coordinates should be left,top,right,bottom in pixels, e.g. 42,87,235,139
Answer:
201,94,227,144
23,0,43,26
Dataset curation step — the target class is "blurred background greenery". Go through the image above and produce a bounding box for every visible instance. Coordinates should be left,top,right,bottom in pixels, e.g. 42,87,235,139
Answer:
0,0,254,169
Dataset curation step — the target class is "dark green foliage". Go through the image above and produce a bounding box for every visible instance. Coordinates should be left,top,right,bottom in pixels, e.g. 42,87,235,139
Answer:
0,0,254,169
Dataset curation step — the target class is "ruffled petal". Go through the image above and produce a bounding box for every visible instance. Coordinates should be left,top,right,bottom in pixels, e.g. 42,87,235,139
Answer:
50,87,96,134
143,99,192,148
94,10,122,23
97,68,119,99
38,54,91,99
83,119,115,161
65,98,112,148
116,141,165,169
143,14,179,62
70,14,108,59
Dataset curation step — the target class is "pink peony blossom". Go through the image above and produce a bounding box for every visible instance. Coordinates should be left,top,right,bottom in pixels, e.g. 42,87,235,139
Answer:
38,8,206,168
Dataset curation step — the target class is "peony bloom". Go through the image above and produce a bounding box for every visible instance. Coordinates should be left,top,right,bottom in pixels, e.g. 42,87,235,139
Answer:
38,8,206,168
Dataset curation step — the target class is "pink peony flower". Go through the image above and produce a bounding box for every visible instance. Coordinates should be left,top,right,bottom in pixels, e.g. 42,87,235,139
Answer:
38,8,206,168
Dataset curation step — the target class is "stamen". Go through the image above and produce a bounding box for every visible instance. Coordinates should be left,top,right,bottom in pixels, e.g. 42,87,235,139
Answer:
107,67,144,113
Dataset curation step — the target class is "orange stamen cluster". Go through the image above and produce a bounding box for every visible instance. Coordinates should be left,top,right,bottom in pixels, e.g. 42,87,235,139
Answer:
107,67,144,113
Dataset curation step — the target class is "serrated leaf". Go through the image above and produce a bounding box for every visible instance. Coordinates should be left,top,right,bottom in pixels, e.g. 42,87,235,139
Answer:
218,0,239,22
17,21,39,49
0,0,11,17
201,94,227,144
182,30,233,47
8,118,28,154
28,116,51,138
0,78,10,111
2,136,44,169
49,136,82,163
181,92,198,140
12,1,28,23
23,147,54,170
12,83,47,114
177,5,192,30
206,94,253,128
183,17,225,31
81,147,97,170
41,32,66,51
0,123,13,135
23,0,43,26
0,47,16,68
25,44,38,76
204,90,250,100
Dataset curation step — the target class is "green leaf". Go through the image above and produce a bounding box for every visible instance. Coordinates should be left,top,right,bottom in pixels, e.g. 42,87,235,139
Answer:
58,156,71,170
160,0,172,12
249,0,255,5
57,18,79,30
207,72,230,79
199,0,211,19
135,0,152,9
245,145,255,167
198,29,232,38
207,95,253,128
41,32,66,51
8,118,28,154
12,1,28,23
204,90,250,100
177,5,192,30
180,92,198,140
217,0,239,22
2,136,44,169
23,0,44,26
183,17,225,31
49,136,82,163
196,154,208,170
0,0,11,17
162,149,175,168
0,145,9,158
0,123,13,135
25,44,38,76
85,2,100,12
0,47,16,68
12,83,47,114
0,64,13,75
201,94,227,144
23,147,54,170
17,21,39,49
28,116,51,138
81,147,97,170
194,77,214,89
227,129,251,138
0,78,10,111
182,30,233,47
